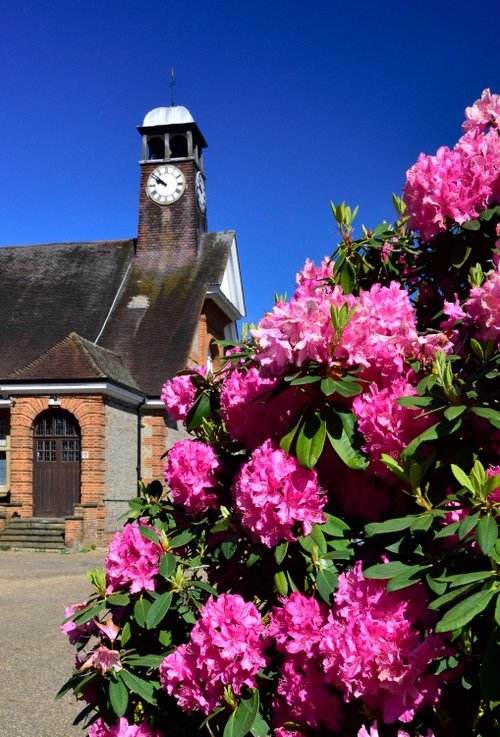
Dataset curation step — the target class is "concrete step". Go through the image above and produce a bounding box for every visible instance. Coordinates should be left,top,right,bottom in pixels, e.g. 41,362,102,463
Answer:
0,517,65,550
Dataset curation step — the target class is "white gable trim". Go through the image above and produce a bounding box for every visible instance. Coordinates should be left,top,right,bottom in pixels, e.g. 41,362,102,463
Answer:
0,382,144,407
206,234,245,319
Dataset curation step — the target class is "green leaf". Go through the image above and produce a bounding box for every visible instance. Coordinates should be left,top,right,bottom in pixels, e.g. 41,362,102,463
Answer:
109,675,129,717
321,376,338,396
444,405,466,421
223,690,260,737
159,629,172,647
289,375,321,386
187,391,211,431
279,413,303,454
461,218,481,231
159,552,177,579
428,583,477,610
458,510,480,540
146,592,173,629
402,417,462,458
296,411,326,469
169,530,196,548
436,589,496,632
451,464,475,493
72,600,106,626
187,579,218,595
123,654,166,667
480,628,500,708
316,567,338,603
120,670,158,705
471,406,500,429
449,571,495,588
410,515,434,532
476,514,498,555
274,542,288,565
365,517,414,536
321,514,350,537
221,540,238,560
364,561,424,580
325,408,367,471
274,571,288,596
386,566,429,592
106,593,131,607
120,621,131,646
138,526,161,545
133,597,151,628
397,395,437,407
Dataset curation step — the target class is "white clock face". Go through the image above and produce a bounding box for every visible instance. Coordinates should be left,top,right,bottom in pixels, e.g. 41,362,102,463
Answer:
195,171,206,213
146,165,186,205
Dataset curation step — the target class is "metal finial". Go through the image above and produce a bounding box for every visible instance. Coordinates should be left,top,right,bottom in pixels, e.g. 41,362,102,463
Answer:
169,67,176,107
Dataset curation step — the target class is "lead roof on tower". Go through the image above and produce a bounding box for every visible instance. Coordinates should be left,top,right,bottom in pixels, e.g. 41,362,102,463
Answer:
142,105,195,127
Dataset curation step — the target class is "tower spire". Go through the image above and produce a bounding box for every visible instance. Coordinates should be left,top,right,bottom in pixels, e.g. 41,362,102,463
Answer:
169,67,176,107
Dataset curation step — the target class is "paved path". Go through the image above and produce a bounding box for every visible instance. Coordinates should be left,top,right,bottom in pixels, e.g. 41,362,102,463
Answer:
0,549,106,737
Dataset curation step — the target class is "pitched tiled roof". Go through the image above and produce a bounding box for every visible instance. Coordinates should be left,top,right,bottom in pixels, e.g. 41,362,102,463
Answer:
0,240,134,378
0,232,234,396
8,332,141,391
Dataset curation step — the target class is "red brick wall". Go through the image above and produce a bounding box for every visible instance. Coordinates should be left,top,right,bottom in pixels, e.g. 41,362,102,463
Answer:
9,395,106,537
141,409,168,485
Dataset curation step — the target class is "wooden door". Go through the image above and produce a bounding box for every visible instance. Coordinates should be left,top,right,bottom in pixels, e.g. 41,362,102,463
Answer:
33,410,81,517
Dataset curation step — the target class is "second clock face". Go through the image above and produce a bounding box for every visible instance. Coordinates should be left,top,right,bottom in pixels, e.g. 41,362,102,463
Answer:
146,165,186,205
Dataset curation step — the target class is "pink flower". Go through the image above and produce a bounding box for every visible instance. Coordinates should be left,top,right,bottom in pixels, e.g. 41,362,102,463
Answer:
233,440,326,547
358,725,435,737
60,602,97,645
160,594,268,714
440,294,466,330
403,124,500,241
81,646,122,674
352,377,430,471
268,592,326,657
105,521,163,594
89,718,163,737
463,88,500,133
221,367,307,450
320,563,448,724
163,439,220,515
95,616,120,643
465,263,500,344
273,655,341,732
161,367,206,422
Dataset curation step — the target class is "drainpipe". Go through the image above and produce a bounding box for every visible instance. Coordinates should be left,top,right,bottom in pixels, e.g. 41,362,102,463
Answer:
136,396,146,493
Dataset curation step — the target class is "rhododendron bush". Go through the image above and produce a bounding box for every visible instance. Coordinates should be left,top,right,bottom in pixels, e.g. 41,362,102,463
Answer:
60,91,500,737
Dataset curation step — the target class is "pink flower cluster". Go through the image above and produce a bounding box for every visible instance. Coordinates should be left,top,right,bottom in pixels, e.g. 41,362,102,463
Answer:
404,91,500,241
463,88,500,133
269,565,447,730
321,563,447,723
251,259,353,373
159,594,268,714
105,521,163,594
221,366,307,450
60,602,97,645
161,367,205,421
89,718,163,737
358,726,435,737
163,439,220,515
352,377,430,470
465,263,500,344
252,259,439,381
233,440,326,547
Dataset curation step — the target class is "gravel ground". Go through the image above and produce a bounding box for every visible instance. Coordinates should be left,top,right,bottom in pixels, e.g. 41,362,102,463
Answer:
0,549,106,737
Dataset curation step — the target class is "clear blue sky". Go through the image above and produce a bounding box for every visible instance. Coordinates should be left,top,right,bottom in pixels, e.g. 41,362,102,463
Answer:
1,0,499,326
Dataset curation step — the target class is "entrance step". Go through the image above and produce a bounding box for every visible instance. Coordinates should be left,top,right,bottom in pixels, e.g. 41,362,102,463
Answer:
0,517,66,550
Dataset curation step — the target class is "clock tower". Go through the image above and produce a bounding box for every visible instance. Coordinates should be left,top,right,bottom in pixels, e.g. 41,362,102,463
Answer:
136,105,208,260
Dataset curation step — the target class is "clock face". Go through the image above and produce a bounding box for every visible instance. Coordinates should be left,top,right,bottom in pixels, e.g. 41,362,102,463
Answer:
146,165,186,205
195,171,207,213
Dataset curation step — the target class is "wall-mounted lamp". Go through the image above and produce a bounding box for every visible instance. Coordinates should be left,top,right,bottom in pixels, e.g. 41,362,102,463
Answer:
48,394,60,407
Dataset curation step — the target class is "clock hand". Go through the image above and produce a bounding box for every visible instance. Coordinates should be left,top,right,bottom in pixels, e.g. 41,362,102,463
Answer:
152,173,167,186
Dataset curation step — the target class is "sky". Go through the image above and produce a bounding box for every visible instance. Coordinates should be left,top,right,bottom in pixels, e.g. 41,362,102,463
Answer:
1,0,499,326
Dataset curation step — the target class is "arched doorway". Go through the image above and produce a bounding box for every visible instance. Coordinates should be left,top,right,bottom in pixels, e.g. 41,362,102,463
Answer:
33,409,81,517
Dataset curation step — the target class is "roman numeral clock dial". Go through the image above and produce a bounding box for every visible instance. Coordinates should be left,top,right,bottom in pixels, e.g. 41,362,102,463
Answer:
146,165,186,205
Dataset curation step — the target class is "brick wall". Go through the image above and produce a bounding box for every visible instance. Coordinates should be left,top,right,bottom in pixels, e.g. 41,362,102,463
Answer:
9,394,107,541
